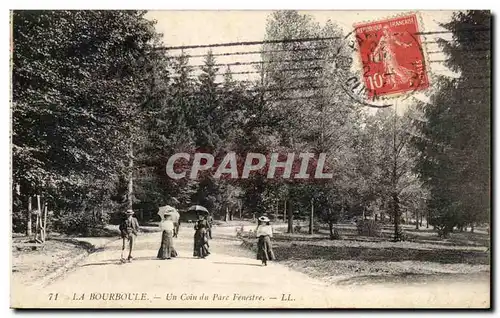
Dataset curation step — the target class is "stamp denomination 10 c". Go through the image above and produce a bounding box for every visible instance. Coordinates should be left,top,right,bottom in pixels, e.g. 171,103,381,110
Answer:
354,14,429,100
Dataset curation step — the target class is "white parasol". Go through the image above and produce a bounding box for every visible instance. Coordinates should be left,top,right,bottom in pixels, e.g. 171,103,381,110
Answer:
157,205,180,223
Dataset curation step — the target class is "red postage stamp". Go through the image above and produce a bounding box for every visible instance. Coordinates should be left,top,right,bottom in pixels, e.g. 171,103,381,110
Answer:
354,14,429,99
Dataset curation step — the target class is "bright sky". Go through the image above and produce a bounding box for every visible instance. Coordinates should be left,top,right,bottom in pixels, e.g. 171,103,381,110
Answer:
145,10,458,111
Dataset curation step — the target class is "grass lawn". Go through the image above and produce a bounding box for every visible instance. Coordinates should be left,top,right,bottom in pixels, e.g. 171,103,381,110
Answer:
239,223,490,285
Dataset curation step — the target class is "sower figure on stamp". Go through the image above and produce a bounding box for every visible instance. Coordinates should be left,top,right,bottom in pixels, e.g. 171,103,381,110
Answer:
372,25,414,88
119,209,139,262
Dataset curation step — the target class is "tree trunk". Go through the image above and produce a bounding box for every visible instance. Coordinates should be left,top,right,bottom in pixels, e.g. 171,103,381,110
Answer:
27,196,32,237
393,193,401,241
471,223,475,233
391,103,401,242
287,201,293,234
239,202,242,220
328,219,334,239
309,198,314,235
274,200,278,222
415,210,419,230
420,213,423,226
283,200,287,223
426,210,430,228
225,207,229,222
128,142,134,211
229,210,233,221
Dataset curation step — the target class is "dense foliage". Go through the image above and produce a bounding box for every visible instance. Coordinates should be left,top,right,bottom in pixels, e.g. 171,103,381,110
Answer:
12,10,490,238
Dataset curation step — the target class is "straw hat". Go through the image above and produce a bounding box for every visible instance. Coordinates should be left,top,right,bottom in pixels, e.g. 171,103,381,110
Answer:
258,216,270,223
125,209,134,215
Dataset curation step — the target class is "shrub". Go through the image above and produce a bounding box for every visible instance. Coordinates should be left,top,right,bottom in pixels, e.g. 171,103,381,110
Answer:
331,228,341,240
12,209,27,234
356,219,382,237
53,210,106,236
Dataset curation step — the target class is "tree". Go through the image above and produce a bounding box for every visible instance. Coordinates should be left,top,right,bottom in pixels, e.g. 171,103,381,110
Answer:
413,10,491,237
260,11,360,233
12,10,165,233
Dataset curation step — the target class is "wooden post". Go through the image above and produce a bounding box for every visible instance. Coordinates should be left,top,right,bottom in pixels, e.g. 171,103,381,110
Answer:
287,201,293,234
309,198,314,235
43,202,48,242
35,195,41,242
239,202,242,220
27,196,32,237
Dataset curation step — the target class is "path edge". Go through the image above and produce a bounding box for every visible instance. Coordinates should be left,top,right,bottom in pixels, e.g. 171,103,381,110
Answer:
33,237,121,288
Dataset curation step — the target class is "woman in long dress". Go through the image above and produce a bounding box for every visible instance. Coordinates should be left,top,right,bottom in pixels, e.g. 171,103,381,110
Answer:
193,215,210,258
256,216,275,266
157,214,178,260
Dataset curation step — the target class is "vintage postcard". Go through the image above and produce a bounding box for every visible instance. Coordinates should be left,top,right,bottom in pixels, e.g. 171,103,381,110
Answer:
10,10,491,309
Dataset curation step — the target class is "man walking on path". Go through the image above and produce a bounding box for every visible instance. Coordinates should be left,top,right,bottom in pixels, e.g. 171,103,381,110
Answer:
119,209,140,262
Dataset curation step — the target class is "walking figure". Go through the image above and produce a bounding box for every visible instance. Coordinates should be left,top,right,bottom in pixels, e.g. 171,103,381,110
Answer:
207,214,213,239
157,213,178,260
119,209,139,262
193,214,210,258
256,216,275,266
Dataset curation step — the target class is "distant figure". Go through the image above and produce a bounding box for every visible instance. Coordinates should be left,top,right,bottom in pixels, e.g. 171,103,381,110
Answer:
157,213,177,260
119,209,139,262
207,214,214,239
193,215,210,258
174,219,181,238
169,209,180,238
255,216,275,266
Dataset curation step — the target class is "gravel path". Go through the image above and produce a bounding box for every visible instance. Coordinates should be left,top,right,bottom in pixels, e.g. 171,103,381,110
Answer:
11,225,490,309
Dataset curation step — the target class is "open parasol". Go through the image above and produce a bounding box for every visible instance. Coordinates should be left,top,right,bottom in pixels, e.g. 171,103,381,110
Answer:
158,205,180,223
188,205,209,214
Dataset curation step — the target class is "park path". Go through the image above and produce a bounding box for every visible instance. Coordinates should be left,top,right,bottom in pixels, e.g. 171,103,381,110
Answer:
11,225,490,309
